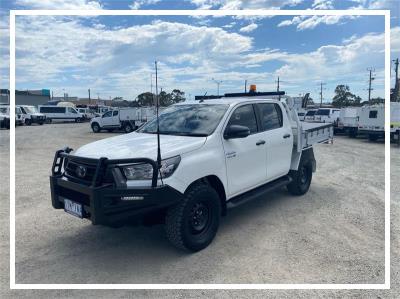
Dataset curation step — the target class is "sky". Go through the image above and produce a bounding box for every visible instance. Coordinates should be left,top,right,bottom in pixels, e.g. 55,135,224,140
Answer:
0,0,399,103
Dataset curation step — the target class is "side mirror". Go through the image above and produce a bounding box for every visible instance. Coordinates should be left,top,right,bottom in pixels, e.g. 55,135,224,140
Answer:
224,125,251,139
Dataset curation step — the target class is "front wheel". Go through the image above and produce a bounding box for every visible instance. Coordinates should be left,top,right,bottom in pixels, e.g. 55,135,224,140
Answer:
91,123,100,133
75,117,82,123
165,183,221,252
25,119,32,126
287,161,312,196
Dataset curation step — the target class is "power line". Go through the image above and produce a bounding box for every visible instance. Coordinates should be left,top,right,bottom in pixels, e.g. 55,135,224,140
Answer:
212,78,222,96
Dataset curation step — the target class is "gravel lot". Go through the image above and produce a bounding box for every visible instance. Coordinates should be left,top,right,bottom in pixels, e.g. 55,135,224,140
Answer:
0,122,399,297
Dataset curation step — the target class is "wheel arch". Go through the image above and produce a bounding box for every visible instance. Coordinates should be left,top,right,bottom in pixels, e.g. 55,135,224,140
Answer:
184,175,227,216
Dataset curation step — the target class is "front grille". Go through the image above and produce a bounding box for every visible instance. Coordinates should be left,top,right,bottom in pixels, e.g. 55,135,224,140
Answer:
64,159,114,185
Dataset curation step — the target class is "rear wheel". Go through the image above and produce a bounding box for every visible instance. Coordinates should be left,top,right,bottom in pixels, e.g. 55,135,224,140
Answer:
124,123,133,133
287,160,312,196
165,183,221,252
45,118,52,124
91,122,100,133
75,117,82,123
39,121,44,125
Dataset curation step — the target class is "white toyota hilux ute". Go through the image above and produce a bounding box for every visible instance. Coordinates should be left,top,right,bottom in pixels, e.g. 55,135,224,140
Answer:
50,94,333,251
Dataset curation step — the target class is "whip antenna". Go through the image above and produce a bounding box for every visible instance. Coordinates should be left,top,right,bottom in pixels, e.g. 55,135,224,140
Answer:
155,61,162,183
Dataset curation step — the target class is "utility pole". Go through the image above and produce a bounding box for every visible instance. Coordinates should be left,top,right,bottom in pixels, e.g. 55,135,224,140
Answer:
367,67,375,103
319,82,326,107
51,91,53,100
88,88,91,104
393,58,399,101
244,80,247,93
212,78,222,96
151,73,153,94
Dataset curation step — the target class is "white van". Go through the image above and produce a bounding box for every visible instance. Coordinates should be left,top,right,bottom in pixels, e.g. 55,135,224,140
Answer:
337,107,360,137
358,104,384,141
313,108,341,124
38,105,84,123
304,109,317,122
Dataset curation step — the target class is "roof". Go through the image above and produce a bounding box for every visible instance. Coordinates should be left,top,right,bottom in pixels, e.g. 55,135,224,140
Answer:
177,96,279,107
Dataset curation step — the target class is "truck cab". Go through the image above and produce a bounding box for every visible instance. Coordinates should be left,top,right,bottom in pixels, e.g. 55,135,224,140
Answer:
50,95,332,252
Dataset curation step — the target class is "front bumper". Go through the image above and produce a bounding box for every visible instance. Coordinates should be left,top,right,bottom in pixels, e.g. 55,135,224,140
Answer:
50,148,183,226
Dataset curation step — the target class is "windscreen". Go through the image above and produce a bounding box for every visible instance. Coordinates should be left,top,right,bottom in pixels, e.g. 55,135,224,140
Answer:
305,110,316,116
138,104,229,137
24,106,38,114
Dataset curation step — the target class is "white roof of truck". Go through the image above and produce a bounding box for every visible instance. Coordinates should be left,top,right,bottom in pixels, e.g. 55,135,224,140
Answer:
177,97,278,106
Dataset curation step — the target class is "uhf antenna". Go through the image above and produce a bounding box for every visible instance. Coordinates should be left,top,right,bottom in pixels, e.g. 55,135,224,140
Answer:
155,61,162,182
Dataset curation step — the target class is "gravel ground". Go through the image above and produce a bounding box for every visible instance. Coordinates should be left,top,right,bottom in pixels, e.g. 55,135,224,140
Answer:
0,123,399,298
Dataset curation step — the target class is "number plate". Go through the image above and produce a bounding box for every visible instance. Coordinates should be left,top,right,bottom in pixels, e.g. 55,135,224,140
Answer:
64,199,83,218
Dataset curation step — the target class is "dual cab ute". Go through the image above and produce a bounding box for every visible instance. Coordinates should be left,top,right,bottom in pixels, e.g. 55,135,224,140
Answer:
50,93,333,251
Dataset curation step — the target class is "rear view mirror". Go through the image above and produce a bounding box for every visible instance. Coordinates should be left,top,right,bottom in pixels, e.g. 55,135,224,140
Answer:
224,125,250,139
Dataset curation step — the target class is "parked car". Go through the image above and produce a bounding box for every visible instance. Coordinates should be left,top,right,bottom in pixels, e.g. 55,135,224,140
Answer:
38,105,84,123
90,107,156,133
0,106,10,129
77,107,95,120
304,109,317,122
312,108,341,124
18,105,46,125
50,93,333,252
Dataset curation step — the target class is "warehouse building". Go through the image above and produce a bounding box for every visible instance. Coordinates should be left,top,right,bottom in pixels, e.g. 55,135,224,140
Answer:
0,89,51,106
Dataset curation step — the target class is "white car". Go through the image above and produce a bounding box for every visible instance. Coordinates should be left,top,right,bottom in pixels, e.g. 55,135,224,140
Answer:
312,108,341,124
0,106,10,129
304,109,317,122
50,95,333,251
18,105,46,125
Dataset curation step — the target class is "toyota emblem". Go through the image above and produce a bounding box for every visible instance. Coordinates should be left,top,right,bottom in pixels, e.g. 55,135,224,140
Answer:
76,165,87,178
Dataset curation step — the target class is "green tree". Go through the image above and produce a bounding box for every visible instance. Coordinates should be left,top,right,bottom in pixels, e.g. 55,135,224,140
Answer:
171,89,186,104
137,92,155,106
332,85,362,107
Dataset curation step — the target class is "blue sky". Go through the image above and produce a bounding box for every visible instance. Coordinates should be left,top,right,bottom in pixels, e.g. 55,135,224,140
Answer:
0,0,399,103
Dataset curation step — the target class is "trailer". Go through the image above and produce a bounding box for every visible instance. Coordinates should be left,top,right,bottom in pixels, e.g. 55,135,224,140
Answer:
358,104,384,141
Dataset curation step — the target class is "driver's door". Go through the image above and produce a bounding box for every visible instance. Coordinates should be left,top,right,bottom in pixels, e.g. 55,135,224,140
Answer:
101,111,113,126
222,104,267,197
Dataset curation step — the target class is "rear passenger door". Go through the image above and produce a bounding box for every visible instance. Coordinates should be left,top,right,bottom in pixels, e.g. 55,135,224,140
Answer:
222,104,267,197
256,103,293,181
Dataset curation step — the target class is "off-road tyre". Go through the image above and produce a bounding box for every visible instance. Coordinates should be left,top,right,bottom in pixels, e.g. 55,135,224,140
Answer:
165,183,221,252
287,159,313,196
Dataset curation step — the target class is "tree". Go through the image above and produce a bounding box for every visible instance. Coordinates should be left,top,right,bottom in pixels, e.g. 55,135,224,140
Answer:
137,92,155,106
332,85,362,107
171,89,186,104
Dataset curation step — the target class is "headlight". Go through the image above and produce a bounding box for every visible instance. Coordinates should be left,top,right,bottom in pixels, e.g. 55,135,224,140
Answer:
122,156,181,180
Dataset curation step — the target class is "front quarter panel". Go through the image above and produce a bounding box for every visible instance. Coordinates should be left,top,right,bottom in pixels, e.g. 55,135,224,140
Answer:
167,134,227,195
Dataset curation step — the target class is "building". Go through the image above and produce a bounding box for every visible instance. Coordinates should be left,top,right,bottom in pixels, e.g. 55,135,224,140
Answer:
0,89,51,106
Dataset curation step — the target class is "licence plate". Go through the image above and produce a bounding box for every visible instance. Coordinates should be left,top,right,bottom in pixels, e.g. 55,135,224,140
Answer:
64,199,83,218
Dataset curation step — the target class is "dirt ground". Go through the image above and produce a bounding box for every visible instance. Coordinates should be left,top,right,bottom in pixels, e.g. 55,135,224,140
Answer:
0,123,399,298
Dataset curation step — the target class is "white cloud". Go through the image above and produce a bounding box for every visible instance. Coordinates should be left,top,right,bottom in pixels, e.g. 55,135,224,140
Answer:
129,0,161,10
188,0,304,10
15,0,103,9
239,23,258,33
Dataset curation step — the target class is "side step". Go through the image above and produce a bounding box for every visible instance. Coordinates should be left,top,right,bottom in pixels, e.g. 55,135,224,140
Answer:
226,175,292,209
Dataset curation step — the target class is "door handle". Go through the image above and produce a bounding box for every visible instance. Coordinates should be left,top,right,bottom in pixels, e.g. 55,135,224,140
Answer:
256,140,266,146
283,134,291,139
